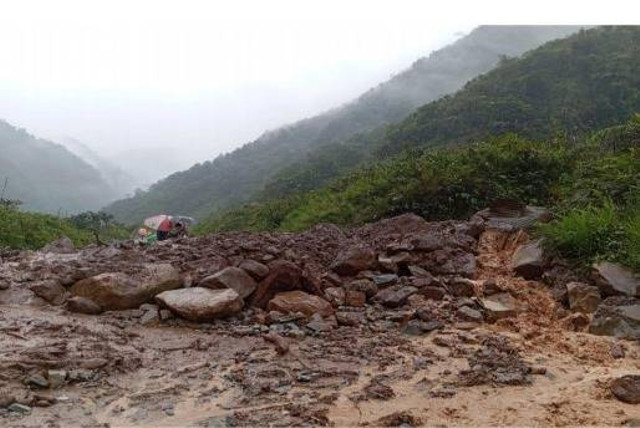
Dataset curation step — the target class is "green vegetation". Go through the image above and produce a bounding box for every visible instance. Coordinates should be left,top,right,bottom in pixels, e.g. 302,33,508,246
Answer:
105,26,580,224
0,204,129,250
538,115,640,269
197,116,640,272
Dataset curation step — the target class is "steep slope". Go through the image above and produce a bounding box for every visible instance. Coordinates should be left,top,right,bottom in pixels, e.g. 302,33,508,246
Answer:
381,26,640,154
0,120,117,213
105,25,581,223
197,27,640,234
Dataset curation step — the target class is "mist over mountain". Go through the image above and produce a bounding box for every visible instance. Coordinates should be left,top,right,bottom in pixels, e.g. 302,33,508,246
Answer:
0,120,117,213
105,25,582,223
59,137,137,197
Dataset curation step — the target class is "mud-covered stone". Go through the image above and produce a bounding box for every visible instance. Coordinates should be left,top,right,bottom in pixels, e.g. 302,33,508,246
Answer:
199,267,257,299
566,282,600,313
330,245,377,276
238,260,270,280
29,279,68,305
267,290,334,317
66,296,102,314
249,260,304,308
611,375,640,404
71,264,181,310
481,293,517,321
155,287,243,321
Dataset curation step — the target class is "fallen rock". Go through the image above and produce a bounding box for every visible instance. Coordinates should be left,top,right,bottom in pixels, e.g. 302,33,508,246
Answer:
71,264,181,310
419,286,446,300
41,236,75,254
512,240,544,279
457,306,483,322
249,260,304,308
47,370,67,389
336,311,366,326
29,279,68,305
345,290,366,307
373,274,398,287
331,245,377,276
611,375,640,404
155,287,243,322
589,296,640,339
263,332,290,355
66,296,102,315
374,285,418,308
592,262,640,297
324,287,345,307
267,290,334,317
345,279,378,299
199,267,257,299
448,277,476,297
238,260,270,280
566,282,601,313
481,293,517,321
8,403,31,414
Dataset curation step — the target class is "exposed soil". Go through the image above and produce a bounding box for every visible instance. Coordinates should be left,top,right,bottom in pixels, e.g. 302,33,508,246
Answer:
1,215,639,427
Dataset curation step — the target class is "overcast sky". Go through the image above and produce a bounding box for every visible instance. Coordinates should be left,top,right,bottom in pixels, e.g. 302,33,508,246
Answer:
0,0,636,185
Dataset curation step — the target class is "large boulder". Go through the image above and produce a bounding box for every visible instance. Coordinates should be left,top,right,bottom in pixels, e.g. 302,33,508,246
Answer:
238,260,270,280
512,240,544,279
331,245,377,276
249,260,303,308
267,290,334,317
566,282,601,313
199,267,257,299
589,296,640,340
70,264,181,310
156,288,243,322
592,262,640,297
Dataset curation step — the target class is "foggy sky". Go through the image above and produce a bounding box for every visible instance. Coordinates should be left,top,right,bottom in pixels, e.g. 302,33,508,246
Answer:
0,0,634,188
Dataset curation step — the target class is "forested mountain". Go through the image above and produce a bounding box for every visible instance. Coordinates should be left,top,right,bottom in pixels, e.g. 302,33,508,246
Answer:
0,120,116,213
197,26,640,233
105,25,581,223
380,26,640,155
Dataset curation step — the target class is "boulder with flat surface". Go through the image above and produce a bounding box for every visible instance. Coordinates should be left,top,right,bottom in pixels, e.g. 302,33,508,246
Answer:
155,287,243,321
374,285,418,308
267,290,334,317
71,264,181,310
239,260,270,280
512,240,544,279
199,267,257,299
481,292,517,321
592,262,640,297
331,245,377,276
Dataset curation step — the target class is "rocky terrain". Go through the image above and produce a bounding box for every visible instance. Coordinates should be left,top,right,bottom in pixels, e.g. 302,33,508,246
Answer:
1,209,639,427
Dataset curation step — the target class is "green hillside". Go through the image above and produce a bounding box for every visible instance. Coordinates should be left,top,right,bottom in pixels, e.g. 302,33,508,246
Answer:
197,116,640,271
0,120,117,213
105,26,580,224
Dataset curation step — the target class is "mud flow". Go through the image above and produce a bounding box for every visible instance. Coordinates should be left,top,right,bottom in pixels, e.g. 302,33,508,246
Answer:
1,213,639,427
